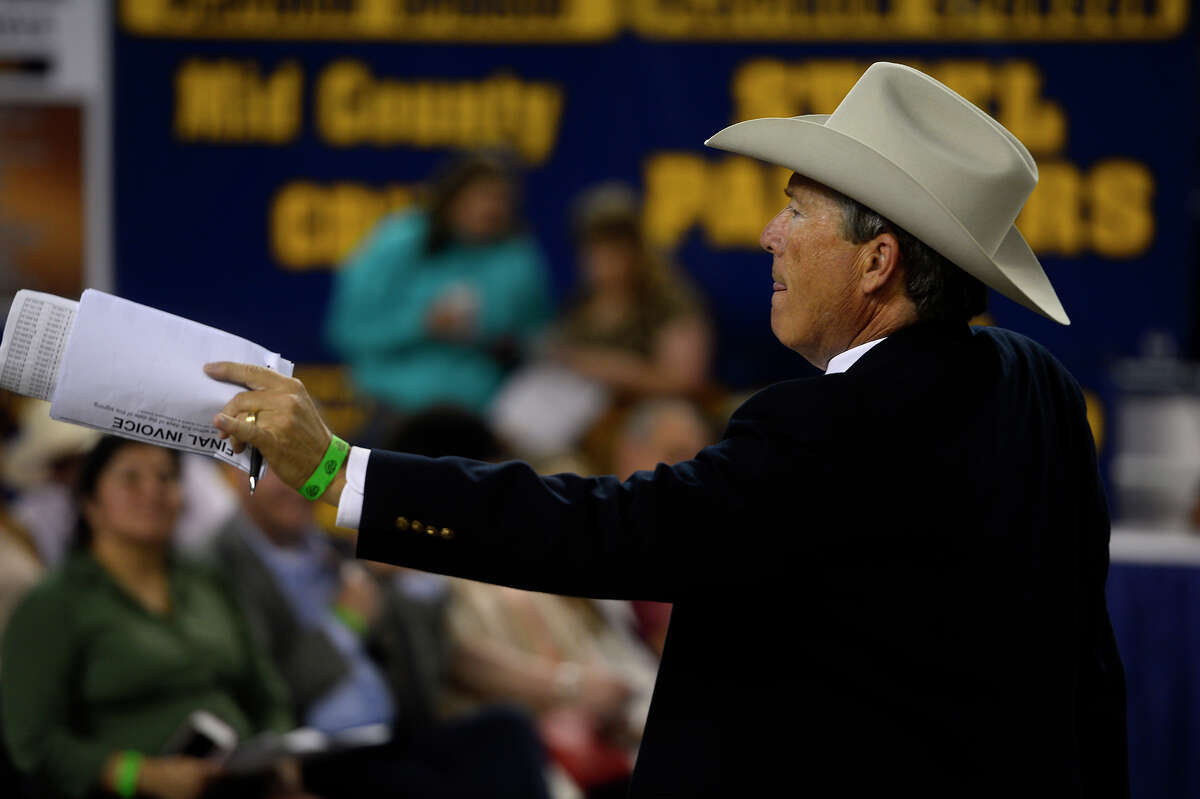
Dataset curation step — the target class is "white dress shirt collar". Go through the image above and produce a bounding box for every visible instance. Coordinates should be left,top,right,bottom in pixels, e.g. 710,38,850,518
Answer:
824,337,887,375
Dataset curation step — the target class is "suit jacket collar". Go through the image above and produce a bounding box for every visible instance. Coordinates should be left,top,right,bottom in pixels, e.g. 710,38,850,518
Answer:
844,320,973,377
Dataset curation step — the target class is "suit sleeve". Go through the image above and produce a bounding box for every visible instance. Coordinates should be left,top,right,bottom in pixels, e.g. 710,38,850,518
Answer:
354,384,834,602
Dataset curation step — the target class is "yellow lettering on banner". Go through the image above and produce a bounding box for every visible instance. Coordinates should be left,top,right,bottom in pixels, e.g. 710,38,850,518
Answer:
646,156,1155,259
120,0,621,42
270,181,416,270
704,158,774,248
927,60,994,111
122,0,1185,41
994,62,1067,156
175,59,302,143
315,61,563,165
1017,162,1085,256
1018,159,1155,257
628,0,1188,40
731,59,792,122
804,61,865,115
1088,159,1155,258
643,153,710,250
731,58,1065,156
644,154,786,250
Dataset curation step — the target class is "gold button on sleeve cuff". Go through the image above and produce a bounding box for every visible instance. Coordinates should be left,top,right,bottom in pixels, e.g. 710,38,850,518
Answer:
440,527,454,540
394,516,410,531
411,521,424,533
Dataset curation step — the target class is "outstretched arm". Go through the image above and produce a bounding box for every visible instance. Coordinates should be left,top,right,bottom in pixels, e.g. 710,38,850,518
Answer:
204,362,809,602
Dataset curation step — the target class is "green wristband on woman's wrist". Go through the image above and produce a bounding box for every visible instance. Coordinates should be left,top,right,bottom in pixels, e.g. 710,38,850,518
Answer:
115,750,142,798
332,603,369,636
300,435,350,500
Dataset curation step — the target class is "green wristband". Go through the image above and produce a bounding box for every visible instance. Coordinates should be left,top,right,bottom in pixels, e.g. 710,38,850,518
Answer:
300,435,350,501
332,603,368,636
116,750,142,799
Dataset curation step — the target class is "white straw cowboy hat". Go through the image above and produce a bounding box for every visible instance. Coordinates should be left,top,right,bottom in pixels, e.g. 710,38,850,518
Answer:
704,62,1069,325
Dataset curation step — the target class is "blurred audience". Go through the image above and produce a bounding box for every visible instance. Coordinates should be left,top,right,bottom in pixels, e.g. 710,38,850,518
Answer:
324,153,553,435
2,401,237,564
386,408,659,799
3,400,100,567
611,398,716,479
209,464,550,798
1,437,298,799
610,398,717,656
491,183,713,460
550,182,711,399
0,513,41,672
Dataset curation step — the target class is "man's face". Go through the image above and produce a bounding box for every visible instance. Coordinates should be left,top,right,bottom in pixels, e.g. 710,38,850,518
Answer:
238,466,313,545
760,174,863,369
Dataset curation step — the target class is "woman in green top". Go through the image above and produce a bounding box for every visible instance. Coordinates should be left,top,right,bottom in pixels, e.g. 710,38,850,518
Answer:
2,437,294,799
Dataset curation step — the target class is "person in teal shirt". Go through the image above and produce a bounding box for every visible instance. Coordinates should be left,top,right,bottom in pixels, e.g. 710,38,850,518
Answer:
325,155,553,418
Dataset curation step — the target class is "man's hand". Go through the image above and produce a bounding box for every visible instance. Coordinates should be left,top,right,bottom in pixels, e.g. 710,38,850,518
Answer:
203,362,346,504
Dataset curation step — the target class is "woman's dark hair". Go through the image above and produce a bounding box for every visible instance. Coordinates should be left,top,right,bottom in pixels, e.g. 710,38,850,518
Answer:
72,435,181,551
423,153,519,255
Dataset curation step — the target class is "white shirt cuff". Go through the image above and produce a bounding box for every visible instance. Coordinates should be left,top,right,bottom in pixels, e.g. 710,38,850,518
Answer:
335,446,371,530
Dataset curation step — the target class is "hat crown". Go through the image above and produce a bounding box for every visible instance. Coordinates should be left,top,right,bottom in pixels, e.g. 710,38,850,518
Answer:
823,63,1036,256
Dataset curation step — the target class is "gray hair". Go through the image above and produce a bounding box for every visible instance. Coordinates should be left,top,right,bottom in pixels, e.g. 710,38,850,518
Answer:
833,193,988,324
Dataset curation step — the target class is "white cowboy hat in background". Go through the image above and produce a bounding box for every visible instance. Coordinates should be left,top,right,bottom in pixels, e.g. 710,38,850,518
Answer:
704,61,1069,325
3,399,100,491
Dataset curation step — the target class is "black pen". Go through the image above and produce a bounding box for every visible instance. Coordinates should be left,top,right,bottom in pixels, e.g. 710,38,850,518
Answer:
247,413,261,494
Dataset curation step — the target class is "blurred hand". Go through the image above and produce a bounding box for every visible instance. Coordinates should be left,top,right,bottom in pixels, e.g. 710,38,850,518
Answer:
335,561,382,627
577,665,635,725
137,755,221,799
203,363,343,503
270,757,306,796
425,290,478,340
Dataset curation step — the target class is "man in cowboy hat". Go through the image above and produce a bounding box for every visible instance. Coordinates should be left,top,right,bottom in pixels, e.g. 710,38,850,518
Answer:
205,63,1128,796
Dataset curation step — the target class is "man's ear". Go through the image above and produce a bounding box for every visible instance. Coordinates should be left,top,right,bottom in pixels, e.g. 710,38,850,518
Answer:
859,232,902,296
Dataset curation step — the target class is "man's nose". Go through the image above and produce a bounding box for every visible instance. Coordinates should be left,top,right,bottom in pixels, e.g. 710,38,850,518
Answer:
760,216,780,254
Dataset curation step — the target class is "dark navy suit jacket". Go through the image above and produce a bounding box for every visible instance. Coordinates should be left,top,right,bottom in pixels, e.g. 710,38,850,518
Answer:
355,321,1129,797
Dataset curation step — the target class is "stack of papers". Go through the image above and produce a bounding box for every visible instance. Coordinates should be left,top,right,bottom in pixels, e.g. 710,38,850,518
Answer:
0,289,293,473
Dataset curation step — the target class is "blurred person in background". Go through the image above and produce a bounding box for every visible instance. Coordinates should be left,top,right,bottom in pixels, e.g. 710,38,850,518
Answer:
385,408,657,799
0,501,41,673
490,183,715,461
2,401,237,565
609,399,717,656
549,183,712,401
324,153,553,436
209,464,551,799
4,400,100,567
1,436,298,799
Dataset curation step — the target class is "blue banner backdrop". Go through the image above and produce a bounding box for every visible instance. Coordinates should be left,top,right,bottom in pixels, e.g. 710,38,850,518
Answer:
113,2,1195,451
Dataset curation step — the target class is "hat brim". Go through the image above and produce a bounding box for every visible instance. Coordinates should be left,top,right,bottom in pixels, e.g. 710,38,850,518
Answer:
704,116,1069,325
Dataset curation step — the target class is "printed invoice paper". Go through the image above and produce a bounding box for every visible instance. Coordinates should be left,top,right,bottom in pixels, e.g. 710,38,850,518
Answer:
0,289,293,473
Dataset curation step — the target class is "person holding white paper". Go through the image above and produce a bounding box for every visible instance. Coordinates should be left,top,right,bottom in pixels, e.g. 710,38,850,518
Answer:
203,62,1127,798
